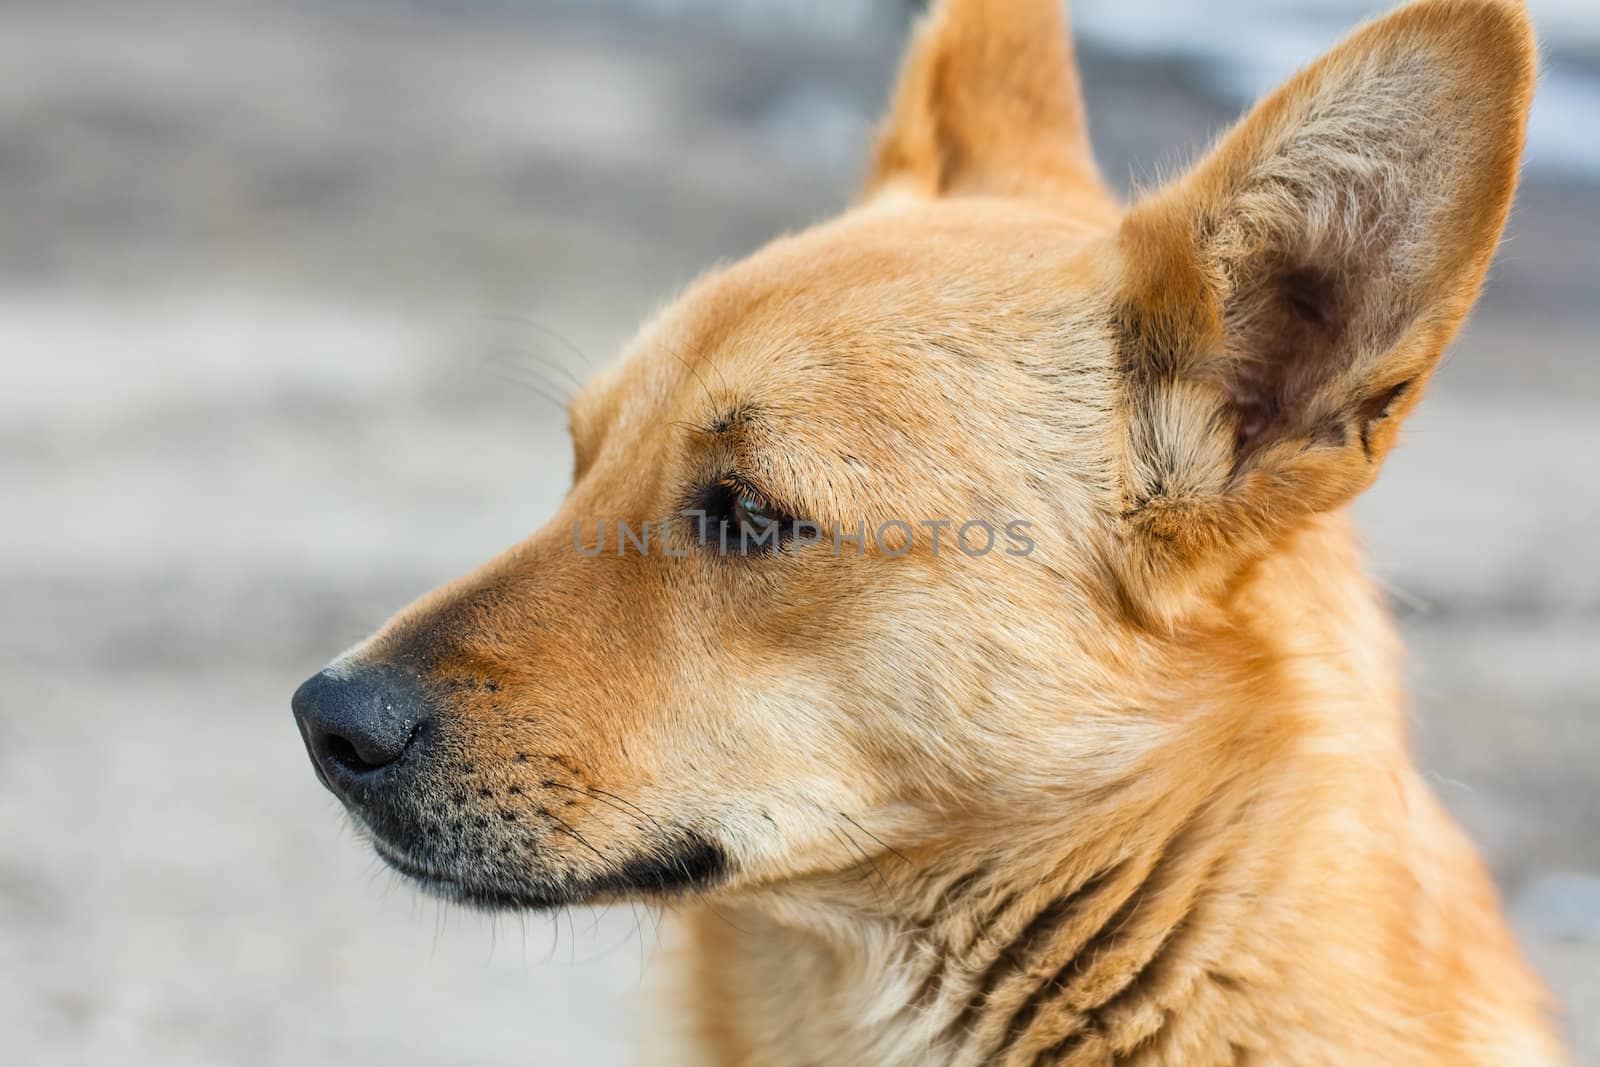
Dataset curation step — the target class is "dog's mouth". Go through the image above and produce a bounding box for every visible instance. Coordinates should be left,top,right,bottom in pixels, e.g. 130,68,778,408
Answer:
371,838,572,910
365,821,731,912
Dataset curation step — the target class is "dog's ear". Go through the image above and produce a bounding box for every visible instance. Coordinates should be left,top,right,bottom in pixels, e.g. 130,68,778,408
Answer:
1109,0,1535,625
865,0,1110,208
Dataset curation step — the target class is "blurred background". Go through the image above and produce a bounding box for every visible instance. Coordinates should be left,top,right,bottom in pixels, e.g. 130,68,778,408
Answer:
1,0,1595,1063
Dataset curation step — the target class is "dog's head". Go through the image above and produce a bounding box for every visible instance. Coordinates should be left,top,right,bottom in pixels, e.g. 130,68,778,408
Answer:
293,0,1534,910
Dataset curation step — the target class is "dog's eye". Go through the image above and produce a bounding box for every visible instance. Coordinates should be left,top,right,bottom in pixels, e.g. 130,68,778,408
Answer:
736,493,775,532
691,478,797,555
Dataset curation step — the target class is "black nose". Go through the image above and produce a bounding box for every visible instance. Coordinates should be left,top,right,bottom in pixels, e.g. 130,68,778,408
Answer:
292,667,432,794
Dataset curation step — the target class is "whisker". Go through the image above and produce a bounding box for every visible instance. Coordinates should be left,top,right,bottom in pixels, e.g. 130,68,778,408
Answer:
544,811,610,863
662,344,721,415
829,824,892,903
505,343,585,394
483,352,573,413
588,786,669,834
540,780,663,836
480,313,598,374
662,338,733,397
839,812,912,866
487,369,569,415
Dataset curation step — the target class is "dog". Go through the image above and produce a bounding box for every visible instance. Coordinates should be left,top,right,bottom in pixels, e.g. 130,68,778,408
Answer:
292,0,1563,1062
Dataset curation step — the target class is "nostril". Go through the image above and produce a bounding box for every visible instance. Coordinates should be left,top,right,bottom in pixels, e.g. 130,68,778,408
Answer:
317,719,425,776
293,667,433,790
322,731,385,776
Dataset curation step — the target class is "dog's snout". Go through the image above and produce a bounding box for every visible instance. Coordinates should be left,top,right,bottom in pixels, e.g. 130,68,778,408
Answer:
292,667,431,793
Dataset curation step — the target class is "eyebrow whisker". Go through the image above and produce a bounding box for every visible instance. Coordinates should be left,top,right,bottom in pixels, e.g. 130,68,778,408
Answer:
662,345,722,417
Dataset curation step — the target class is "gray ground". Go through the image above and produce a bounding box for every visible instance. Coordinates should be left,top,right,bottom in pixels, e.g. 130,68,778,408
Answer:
0,2,1595,1064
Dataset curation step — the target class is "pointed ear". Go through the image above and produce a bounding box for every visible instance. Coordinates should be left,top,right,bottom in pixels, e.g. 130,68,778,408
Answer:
865,0,1111,208
1110,0,1536,624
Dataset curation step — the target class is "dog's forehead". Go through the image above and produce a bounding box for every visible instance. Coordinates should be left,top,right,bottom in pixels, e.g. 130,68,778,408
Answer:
574,201,1115,450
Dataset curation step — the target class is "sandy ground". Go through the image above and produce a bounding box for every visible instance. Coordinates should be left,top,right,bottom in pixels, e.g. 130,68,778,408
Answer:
0,2,1596,1064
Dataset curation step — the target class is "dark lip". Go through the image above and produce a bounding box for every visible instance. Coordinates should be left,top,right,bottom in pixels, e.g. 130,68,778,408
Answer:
362,821,729,911
371,841,567,910
371,841,452,886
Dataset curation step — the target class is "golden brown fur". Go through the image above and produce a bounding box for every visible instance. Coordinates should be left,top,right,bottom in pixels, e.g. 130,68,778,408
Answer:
315,0,1562,1062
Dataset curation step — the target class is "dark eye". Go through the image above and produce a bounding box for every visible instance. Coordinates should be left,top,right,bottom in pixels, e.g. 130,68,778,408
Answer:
736,492,776,531
691,478,797,555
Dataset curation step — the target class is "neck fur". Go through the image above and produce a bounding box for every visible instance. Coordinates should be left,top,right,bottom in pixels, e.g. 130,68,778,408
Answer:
670,516,1553,1065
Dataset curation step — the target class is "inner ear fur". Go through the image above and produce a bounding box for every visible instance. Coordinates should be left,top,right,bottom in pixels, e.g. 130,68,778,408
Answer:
1110,0,1536,625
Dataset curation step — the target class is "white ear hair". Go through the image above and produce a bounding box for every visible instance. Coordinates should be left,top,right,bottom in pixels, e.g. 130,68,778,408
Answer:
1110,0,1536,625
